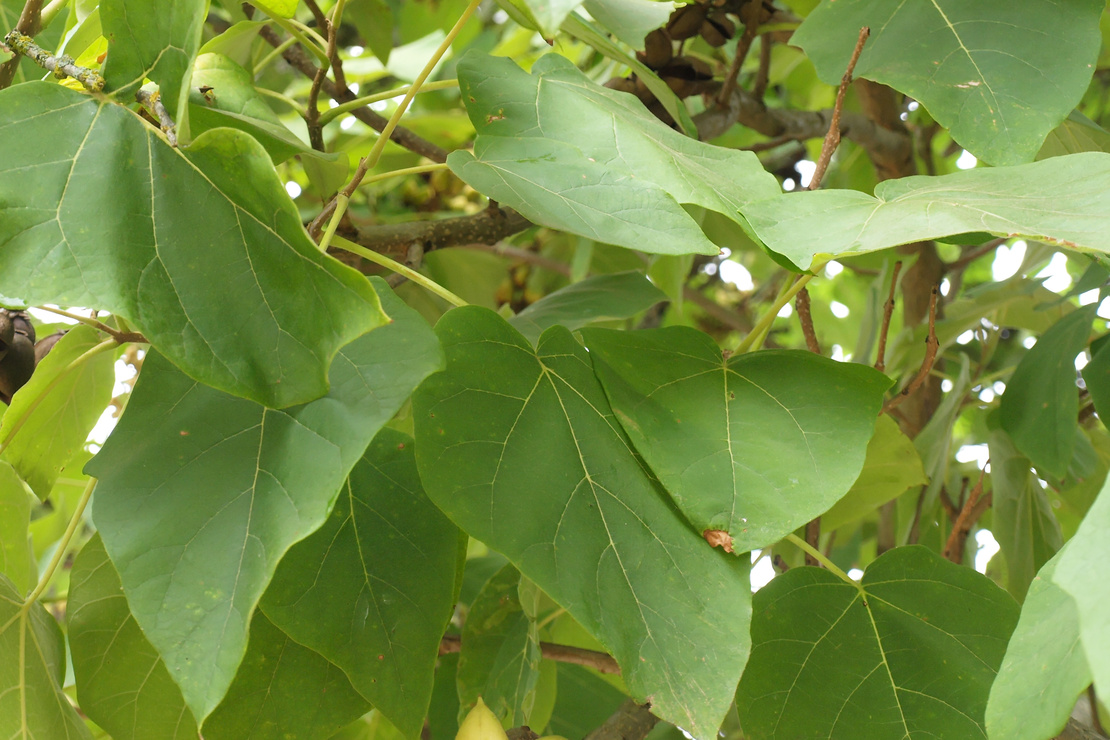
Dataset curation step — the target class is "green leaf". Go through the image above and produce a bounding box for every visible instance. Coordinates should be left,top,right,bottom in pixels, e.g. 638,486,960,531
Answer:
547,663,628,739
735,546,1019,740
102,0,207,129
743,154,1110,271
581,0,674,50
1038,110,1110,159
821,414,927,532
581,327,890,552
1082,337,1110,423
0,82,385,408
189,53,343,165
999,306,1093,480
87,281,442,722
68,535,199,740
0,573,92,740
260,429,461,740
202,611,372,740
0,325,114,500
448,52,779,257
347,0,394,64
413,308,751,737
986,428,1063,600
196,19,269,67
792,0,1102,165
456,564,541,728
1053,475,1110,699
495,0,584,37
508,271,667,345
986,547,1091,740
0,463,34,596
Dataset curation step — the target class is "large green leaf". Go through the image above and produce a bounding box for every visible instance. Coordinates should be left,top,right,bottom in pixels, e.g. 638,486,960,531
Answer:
792,0,1102,165
1053,476,1110,698
0,573,91,740
0,82,385,408
582,0,673,50
448,52,779,257
820,414,927,532
87,281,442,722
102,0,207,128
259,429,460,740
509,272,667,345
68,535,199,740
999,306,1093,480
202,611,372,740
413,308,751,737
0,462,34,596
986,547,1091,740
0,325,114,500
987,428,1063,600
735,546,1019,740
496,0,584,36
456,564,541,728
742,153,1110,271
581,327,889,552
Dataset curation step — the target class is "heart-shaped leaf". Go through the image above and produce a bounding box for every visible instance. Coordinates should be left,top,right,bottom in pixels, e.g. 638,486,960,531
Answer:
87,281,442,722
735,546,1019,740
792,0,1102,165
582,327,890,552
449,52,779,257
0,82,385,408
413,308,751,737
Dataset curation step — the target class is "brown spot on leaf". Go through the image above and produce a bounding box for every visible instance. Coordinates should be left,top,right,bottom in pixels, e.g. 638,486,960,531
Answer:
703,529,734,553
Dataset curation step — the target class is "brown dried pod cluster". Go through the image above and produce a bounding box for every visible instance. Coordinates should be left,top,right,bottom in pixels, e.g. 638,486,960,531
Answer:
0,309,67,405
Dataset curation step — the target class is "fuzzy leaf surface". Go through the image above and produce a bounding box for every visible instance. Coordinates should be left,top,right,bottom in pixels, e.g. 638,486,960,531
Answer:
449,52,779,257
413,308,751,737
0,82,385,408
87,281,442,721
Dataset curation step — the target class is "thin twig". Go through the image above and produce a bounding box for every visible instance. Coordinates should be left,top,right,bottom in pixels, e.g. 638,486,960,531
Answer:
303,0,345,152
439,634,621,675
1088,685,1106,736
32,305,147,344
943,465,988,563
0,0,43,89
741,133,807,152
808,27,870,191
135,89,177,146
2,30,103,91
945,237,1006,273
874,260,902,372
716,8,761,108
883,285,938,413
796,286,820,354
752,34,773,101
804,518,821,567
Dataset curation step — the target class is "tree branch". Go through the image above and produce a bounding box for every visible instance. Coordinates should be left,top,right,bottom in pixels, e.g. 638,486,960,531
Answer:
585,700,658,740
0,0,43,89
350,207,533,260
874,261,902,372
808,27,869,191
439,634,621,675
943,466,989,563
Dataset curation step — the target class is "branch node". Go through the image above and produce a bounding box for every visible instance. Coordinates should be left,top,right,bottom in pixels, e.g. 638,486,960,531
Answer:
3,30,104,91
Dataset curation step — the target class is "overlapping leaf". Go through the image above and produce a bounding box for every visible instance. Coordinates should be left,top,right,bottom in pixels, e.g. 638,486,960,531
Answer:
509,272,666,345
0,82,385,408
456,564,541,728
102,0,207,127
413,308,751,737
743,153,1110,271
260,429,461,739
987,428,1063,600
735,546,1019,740
87,281,442,722
582,327,889,552
793,0,1102,165
68,535,199,740
0,463,34,596
449,52,780,256
202,612,372,740
0,573,91,739
1053,476,1110,698
999,306,1093,479
0,325,114,500
986,547,1091,740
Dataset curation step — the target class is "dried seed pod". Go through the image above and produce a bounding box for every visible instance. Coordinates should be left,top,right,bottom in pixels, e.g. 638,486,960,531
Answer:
34,330,67,365
0,332,36,405
700,18,728,47
604,77,638,95
666,3,707,40
706,10,735,39
638,28,673,69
